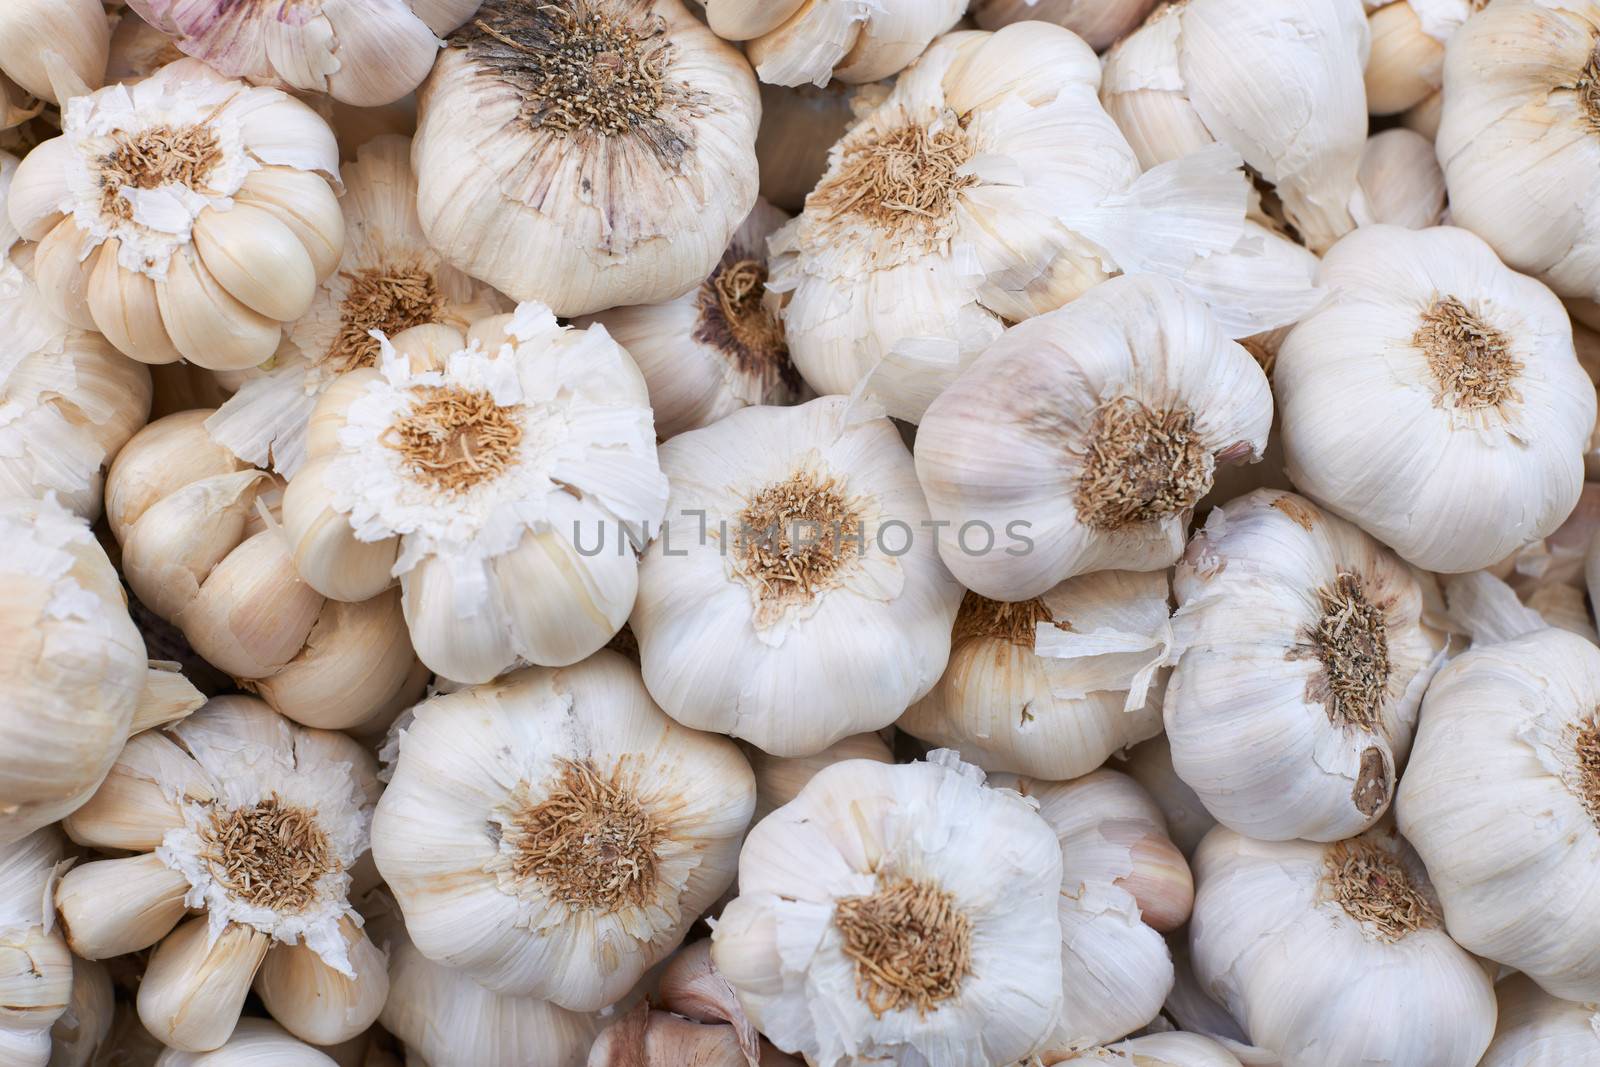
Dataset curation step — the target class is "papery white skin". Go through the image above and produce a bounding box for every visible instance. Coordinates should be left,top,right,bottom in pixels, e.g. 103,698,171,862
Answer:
1397,627,1600,1002
371,653,755,1012
971,0,1161,52
915,273,1273,601
1162,936,1283,1067
1118,733,1216,860
1039,1031,1245,1067
1277,225,1594,573
153,1018,340,1067
1354,128,1447,229
712,752,1066,1067
0,0,108,113
631,394,961,757
1478,973,1600,1067
1189,826,1495,1067
698,0,965,87
1364,0,1473,116
0,829,72,1067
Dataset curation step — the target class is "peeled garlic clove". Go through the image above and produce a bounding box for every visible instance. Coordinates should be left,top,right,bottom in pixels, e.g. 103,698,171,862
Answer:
0,830,73,1064
1479,972,1600,1067
588,1007,757,1067
745,732,893,824
1354,128,1446,229
48,956,114,1067
235,166,346,283
254,919,387,1047
193,204,318,324
55,853,191,959
282,455,398,603
971,0,1160,52
138,918,271,1053
0,0,108,104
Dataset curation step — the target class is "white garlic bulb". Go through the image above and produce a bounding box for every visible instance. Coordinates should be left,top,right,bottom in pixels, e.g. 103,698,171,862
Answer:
1038,1032,1245,1067
372,653,754,1012
0,0,107,124
1479,973,1600,1067
697,0,965,87
578,200,804,440
746,732,893,824
0,830,71,1067
755,81,878,214
631,394,960,757
916,273,1273,601
1167,490,1446,842
152,1019,340,1067
414,0,759,317
282,305,667,684
1354,128,1446,229
1189,826,1495,1067
900,570,1171,780
207,135,506,478
713,752,1065,1067
56,696,386,1052
1397,626,1600,1001
1118,733,1216,859
1101,0,1370,253
47,958,113,1067
1277,225,1594,573
971,0,1161,52
1364,0,1474,117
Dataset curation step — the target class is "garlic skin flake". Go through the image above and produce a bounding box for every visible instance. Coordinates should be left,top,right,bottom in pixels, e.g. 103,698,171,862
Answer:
284,305,668,684
696,0,966,87
1479,973,1600,1067
1397,627,1600,1002
713,753,1066,1067
371,653,754,1012
414,0,759,318
0,830,72,1067
631,395,961,757
1189,826,1495,1067
207,135,506,479
972,0,1161,52
6,60,345,371
0,0,108,125
56,696,387,1053
152,1018,341,1066
916,273,1273,601
1277,225,1594,573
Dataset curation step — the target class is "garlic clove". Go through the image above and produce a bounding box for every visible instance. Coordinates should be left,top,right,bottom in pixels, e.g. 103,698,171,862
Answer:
304,369,382,463
6,134,71,240
971,0,1160,53
33,220,101,330
320,1,441,109
235,166,346,283
832,0,966,85
400,552,518,686
180,527,324,680
61,731,210,851
489,528,636,668
0,926,72,1054
656,940,761,1064
254,918,388,1047
55,853,190,959
1354,128,1446,229
130,662,208,735
1364,1,1443,116
155,246,283,372
1115,830,1196,934
387,322,466,374
282,454,399,603
746,733,894,825
153,1017,342,1065
1400,89,1441,140
138,918,271,1054
193,204,318,324
88,238,187,366
0,0,107,105
105,410,249,540
120,469,269,622
588,1006,757,1067
701,0,806,41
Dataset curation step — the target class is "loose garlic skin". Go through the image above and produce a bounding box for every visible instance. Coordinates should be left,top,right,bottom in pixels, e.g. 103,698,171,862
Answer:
1363,0,1474,117
1355,128,1446,229
372,654,754,1013
713,753,1066,1067
1189,826,1495,1067
696,0,966,87
631,395,961,757
916,274,1273,602
1277,225,1594,573
283,305,668,684
0,0,108,125
0,830,72,1067
1397,628,1600,1002
971,0,1160,52
152,1019,340,1067
1478,973,1600,1066
1041,1032,1245,1067
899,570,1171,781
413,0,759,318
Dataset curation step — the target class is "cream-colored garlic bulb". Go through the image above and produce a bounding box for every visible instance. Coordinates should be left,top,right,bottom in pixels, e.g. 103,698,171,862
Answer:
755,81,880,213
1101,0,1370,253
207,135,506,478
1397,625,1600,1001
6,60,345,371
1364,0,1476,116
153,1019,340,1066
916,273,1273,601
372,653,754,1012
971,0,1160,51
1167,490,1446,842
697,0,965,86
1036,1032,1245,1067
46,958,112,1067
1118,734,1216,859
1479,973,1600,1066
1189,825,1495,1067
0,0,107,126
579,200,804,439
1161,938,1279,1067
1355,128,1446,229
746,733,893,824
1278,225,1594,573
631,394,960,757
713,752,1065,1067
281,305,667,683
413,0,758,318
56,696,386,1052
105,410,428,732
0,830,71,1067
900,570,1171,780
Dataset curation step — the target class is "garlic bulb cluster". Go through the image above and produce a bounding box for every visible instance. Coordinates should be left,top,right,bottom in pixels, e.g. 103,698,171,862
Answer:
745,733,893,824
1355,128,1446,230
1364,0,1474,118
632,395,960,757
56,696,386,1052
0,0,108,128
713,752,1065,1067
1189,825,1495,1067
153,1019,340,1066
696,0,966,87
207,135,506,478
1039,1033,1245,1067
900,569,1171,780
1479,973,1600,1066
580,200,804,440
971,0,1161,52
106,410,428,732
6,60,346,371
372,653,754,1012
1277,225,1594,573
0,830,71,1067
916,274,1273,600
282,305,667,683
1101,0,1370,253
414,0,759,317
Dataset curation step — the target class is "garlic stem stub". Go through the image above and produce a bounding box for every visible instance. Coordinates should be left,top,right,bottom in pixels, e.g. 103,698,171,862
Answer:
0,0,108,121
971,0,1161,53
696,0,967,87
0,829,73,1067
413,0,760,317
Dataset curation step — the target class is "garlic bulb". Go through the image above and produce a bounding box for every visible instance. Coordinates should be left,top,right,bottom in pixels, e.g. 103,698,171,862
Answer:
631,394,961,757
0,0,108,124
1037,1033,1245,1067
0,830,71,1067
1101,0,1370,253
755,81,878,214
1118,733,1216,859
1189,825,1495,1067
207,135,506,478
281,305,667,683
1479,973,1600,1067
971,0,1160,52
105,9,186,83
1167,490,1446,842
105,410,428,732
916,273,1273,601
372,653,754,1012
1397,626,1600,1002
713,752,1065,1067
900,570,1171,780
696,0,965,87
6,60,345,371
578,200,804,439
413,0,759,317
746,733,893,824
1354,128,1446,229
47,958,113,1067
1364,0,1474,117
1278,225,1594,573
153,1019,340,1066
56,696,386,1052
